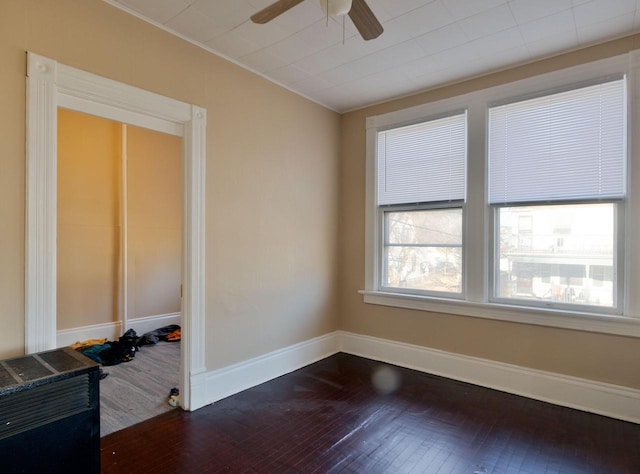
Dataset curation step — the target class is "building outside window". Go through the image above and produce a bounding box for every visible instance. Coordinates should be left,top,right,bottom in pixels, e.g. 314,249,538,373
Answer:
496,204,615,307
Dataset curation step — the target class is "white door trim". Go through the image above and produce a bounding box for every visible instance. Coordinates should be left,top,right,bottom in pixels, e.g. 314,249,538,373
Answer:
25,52,207,410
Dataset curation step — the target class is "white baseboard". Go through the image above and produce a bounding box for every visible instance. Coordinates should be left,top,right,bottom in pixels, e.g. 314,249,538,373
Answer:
126,312,181,335
58,324,634,422
56,321,122,347
196,330,639,424
336,331,640,424
56,312,181,348
204,332,339,403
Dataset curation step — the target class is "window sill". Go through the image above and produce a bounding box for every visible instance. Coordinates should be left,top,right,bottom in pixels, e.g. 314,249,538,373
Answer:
359,290,640,338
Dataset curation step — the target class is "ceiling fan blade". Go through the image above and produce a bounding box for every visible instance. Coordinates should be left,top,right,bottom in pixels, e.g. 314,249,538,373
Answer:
251,0,305,24
348,0,383,40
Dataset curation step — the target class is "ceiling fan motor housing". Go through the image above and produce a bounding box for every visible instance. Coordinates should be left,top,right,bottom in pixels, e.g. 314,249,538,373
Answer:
251,0,382,41
320,0,353,17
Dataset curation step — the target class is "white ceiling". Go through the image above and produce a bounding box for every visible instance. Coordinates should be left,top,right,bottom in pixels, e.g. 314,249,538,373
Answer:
105,0,640,112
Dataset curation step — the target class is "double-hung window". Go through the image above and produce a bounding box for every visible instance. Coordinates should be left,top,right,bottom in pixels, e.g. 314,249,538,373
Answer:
364,53,640,336
376,112,466,297
488,78,626,312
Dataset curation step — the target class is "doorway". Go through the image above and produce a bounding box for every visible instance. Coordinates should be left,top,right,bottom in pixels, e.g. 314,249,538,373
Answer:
25,52,207,411
57,110,182,434
57,110,183,336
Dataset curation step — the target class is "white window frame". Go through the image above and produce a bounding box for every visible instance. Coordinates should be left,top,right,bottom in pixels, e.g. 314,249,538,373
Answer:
362,52,640,338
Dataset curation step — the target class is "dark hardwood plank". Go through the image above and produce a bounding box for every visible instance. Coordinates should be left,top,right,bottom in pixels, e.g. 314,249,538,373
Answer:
101,353,640,473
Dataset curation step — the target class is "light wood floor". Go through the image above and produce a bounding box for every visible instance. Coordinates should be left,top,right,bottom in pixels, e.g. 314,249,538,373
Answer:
99,341,180,437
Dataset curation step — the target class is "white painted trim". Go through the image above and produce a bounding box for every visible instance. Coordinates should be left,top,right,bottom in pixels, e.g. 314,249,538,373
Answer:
337,331,640,424
180,105,207,410
120,124,129,330
197,330,639,423
361,291,640,338
55,58,191,128
204,333,339,404
55,312,181,348
25,52,206,411
25,54,58,354
126,312,181,335
56,321,123,348
58,94,182,137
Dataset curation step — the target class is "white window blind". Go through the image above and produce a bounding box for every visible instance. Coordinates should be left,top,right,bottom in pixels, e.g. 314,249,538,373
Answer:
377,112,466,206
488,78,627,205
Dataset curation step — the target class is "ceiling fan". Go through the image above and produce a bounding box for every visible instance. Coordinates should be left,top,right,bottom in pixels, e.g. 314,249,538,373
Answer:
251,0,384,41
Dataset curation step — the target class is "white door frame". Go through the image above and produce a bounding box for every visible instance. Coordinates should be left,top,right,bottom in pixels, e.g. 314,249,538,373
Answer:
25,52,208,410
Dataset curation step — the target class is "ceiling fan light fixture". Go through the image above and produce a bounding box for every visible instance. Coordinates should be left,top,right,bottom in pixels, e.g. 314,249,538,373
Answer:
252,0,382,41
319,0,353,17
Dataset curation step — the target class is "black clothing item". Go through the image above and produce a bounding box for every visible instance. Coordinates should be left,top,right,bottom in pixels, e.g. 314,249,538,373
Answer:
136,324,181,347
79,328,139,366
100,340,136,366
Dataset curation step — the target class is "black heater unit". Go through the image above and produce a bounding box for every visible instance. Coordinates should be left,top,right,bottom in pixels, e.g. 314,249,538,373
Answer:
0,346,100,473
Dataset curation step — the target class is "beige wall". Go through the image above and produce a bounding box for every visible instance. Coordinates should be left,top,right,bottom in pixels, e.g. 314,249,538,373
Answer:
126,125,182,320
340,36,640,390
57,108,121,330
0,0,341,364
4,0,636,394
57,110,182,331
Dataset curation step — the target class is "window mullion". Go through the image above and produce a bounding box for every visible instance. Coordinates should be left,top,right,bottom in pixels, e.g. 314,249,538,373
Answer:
465,99,487,303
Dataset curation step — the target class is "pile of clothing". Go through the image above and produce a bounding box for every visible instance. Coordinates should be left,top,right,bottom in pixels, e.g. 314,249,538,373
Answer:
72,329,139,366
71,324,181,366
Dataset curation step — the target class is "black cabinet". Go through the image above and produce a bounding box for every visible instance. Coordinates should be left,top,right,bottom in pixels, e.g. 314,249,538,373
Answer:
0,347,100,473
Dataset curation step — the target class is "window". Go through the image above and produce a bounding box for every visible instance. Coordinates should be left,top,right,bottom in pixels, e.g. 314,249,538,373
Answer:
495,203,616,307
384,208,463,294
376,113,466,297
489,79,626,311
364,53,640,336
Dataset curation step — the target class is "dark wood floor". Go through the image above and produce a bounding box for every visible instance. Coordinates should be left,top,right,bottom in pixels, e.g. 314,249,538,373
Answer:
101,353,640,473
